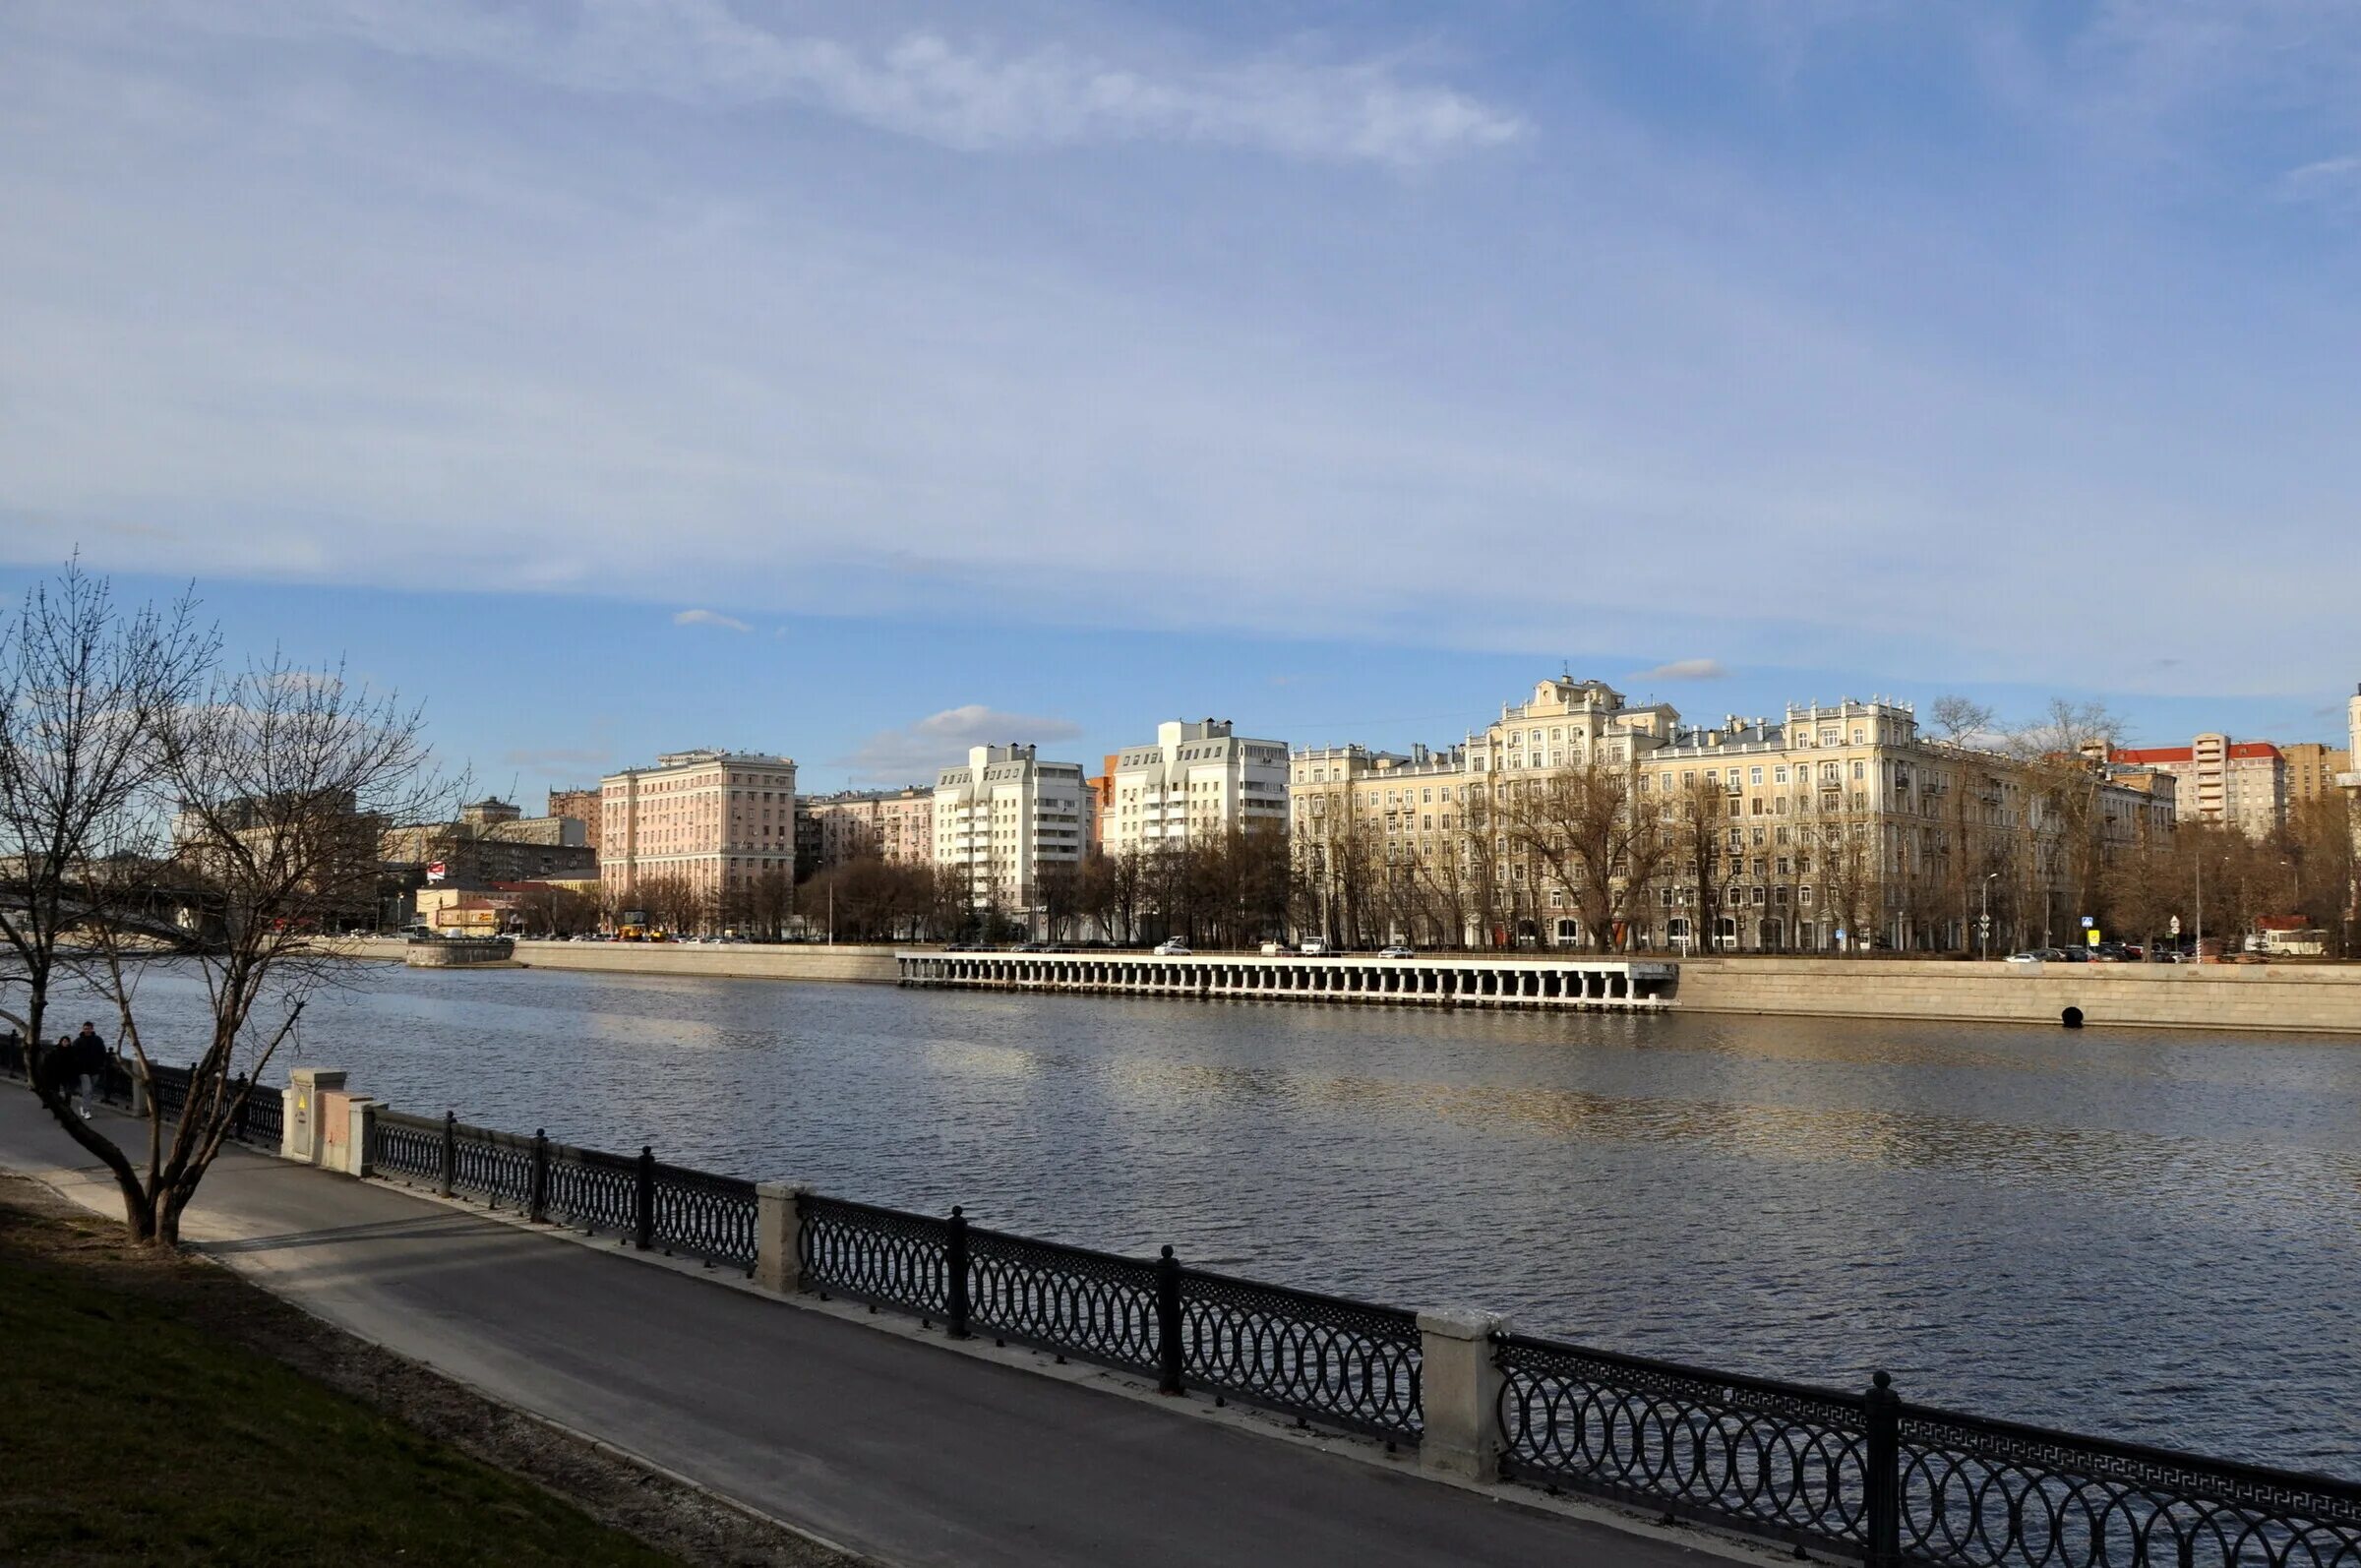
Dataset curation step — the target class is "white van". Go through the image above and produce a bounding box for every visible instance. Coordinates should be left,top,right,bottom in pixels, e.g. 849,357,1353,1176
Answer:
1300,937,1333,956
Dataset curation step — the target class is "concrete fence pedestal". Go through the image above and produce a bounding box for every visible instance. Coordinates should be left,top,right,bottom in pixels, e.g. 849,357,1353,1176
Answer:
283,1067,346,1165
344,1098,378,1177
756,1180,815,1296
1418,1307,1505,1481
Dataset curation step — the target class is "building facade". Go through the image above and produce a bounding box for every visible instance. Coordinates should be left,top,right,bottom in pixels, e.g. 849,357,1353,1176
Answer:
2108,736,2286,839
933,745,1088,915
1293,677,2172,954
546,787,603,852
2281,743,2351,809
599,751,797,911
380,797,596,888
1104,719,1289,856
797,786,936,875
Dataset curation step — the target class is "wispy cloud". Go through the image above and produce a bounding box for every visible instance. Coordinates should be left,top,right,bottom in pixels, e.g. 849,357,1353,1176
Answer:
2278,153,2361,212
181,0,1525,168
673,608,750,633
835,703,1083,784
1630,658,1728,682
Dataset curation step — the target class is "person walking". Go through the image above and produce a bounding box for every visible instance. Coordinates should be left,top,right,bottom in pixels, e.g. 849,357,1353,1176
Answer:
53,1035,93,1118
70,1022,108,1118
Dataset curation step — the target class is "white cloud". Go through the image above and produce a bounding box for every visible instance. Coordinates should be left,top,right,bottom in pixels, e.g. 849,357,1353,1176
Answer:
673,608,750,632
167,0,1525,168
1629,658,1728,682
835,704,1084,784
2279,153,2361,212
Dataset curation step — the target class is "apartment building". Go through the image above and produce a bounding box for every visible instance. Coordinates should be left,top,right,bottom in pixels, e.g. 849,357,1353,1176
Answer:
1105,719,1289,855
546,787,602,852
381,796,596,888
2281,743,2351,809
933,744,1089,913
796,786,935,875
2108,735,2286,839
599,750,797,907
1292,676,2171,954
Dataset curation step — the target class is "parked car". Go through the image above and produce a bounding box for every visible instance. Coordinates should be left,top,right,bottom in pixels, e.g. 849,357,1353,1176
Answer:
1015,941,1048,952
2005,947,2073,964
1378,944,1416,959
1258,940,1285,956
1153,938,1191,956
1300,938,1334,956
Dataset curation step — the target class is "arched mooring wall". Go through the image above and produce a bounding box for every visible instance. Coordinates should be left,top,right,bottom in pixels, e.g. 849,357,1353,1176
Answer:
895,951,1677,1010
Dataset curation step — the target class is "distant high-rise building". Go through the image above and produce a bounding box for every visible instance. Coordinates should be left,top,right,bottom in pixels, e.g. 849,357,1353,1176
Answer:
2108,736,2287,839
797,786,935,875
547,787,602,852
2282,743,2351,810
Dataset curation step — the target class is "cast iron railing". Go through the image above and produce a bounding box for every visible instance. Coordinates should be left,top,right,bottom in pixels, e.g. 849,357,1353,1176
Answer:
367,1111,757,1275
797,1193,1423,1442
1495,1342,2361,1568
3,1053,280,1148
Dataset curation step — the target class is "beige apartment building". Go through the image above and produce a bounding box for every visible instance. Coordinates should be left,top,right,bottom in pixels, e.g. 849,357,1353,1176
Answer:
546,787,603,852
2109,735,2286,839
599,750,797,910
2282,743,2351,809
798,786,935,873
934,744,1089,916
1105,719,1289,855
1293,677,2172,954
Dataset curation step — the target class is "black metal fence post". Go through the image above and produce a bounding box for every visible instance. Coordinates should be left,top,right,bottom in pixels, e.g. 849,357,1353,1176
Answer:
529,1128,550,1224
634,1145,655,1251
1157,1244,1184,1396
945,1206,971,1340
439,1111,456,1197
1864,1369,1902,1568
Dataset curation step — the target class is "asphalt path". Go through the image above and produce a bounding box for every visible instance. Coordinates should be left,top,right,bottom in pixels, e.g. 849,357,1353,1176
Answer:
0,1088,1721,1568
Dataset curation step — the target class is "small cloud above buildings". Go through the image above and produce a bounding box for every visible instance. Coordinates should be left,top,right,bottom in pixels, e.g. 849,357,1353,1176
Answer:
1629,658,1728,682
835,703,1085,785
673,608,752,632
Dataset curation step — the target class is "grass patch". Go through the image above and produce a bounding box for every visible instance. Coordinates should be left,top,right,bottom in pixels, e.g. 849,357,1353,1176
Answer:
0,1194,682,1568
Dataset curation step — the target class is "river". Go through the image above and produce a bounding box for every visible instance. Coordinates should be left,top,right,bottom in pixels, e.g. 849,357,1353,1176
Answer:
67,960,2361,1476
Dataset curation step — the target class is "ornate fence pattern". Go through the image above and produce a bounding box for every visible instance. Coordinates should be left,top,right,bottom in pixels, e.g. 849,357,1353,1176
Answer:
545,1143,640,1238
372,1110,444,1182
1894,1406,2361,1568
1495,1333,1870,1554
966,1225,1162,1373
798,1195,950,1316
237,1084,282,1147
1178,1270,1422,1441
648,1161,757,1272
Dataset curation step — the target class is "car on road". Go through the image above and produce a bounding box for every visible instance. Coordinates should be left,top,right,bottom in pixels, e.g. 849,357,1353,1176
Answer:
1377,944,1416,958
1259,940,1286,956
2005,947,2074,964
1153,938,1191,956
1300,938,1334,956
1015,941,1048,952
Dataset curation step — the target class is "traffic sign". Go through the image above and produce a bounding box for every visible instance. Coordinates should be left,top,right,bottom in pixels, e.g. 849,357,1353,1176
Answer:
2080,915,2095,930
1976,914,1992,934
2086,928,2102,947
2169,915,2182,936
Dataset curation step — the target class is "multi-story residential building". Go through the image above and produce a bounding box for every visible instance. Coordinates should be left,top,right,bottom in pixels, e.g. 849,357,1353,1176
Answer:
380,797,596,888
599,751,797,911
2107,736,2286,839
1086,758,1119,854
1292,677,2171,954
2281,743,2351,810
796,786,936,875
1105,719,1289,855
546,787,602,852
933,744,1088,916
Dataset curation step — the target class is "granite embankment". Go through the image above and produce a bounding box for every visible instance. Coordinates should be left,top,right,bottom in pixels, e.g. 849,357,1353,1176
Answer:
1675,956,2361,1034
351,938,2361,1033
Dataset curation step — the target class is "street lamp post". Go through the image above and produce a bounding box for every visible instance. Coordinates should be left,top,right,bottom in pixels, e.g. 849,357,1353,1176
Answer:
1980,873,1998,961
2194,851,2204,957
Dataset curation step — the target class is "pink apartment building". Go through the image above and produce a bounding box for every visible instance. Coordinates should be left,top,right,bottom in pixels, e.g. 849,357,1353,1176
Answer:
798,786,934,872
599,750,798,908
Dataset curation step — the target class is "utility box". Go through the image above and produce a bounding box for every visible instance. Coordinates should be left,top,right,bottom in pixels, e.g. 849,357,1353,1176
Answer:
283,1067,347,1165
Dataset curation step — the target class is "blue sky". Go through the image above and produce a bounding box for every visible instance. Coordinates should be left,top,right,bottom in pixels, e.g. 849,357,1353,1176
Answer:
3,2,2357,799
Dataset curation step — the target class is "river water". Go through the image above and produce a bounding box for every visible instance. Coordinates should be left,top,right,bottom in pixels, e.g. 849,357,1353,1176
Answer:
78,961,2361,1476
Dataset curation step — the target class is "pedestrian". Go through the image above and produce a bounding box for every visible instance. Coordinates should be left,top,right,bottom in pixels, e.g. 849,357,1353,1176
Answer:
72,1022,108,1117
0,1026,21,1078
54,1035,93,1118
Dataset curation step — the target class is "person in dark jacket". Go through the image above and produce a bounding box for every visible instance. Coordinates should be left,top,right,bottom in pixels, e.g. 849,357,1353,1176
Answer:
70,1023,107,1117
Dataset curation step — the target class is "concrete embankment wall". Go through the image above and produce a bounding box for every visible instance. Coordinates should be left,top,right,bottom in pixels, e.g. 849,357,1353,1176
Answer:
347,936,900,984
1675,957,2361,1034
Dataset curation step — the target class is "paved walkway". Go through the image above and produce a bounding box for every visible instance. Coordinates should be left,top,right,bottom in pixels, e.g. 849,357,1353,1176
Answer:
0,1089,1713,1568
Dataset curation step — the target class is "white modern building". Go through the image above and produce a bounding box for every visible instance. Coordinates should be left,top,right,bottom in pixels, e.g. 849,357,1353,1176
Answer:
1106,719,1290,855
933,744,1090,913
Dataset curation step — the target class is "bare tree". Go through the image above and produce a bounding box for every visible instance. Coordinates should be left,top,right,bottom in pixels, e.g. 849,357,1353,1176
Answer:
1500,757,1667,953
0,564,212,1234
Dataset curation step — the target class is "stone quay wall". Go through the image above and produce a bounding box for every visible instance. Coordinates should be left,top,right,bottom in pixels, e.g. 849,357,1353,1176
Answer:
1675,957,2361,1034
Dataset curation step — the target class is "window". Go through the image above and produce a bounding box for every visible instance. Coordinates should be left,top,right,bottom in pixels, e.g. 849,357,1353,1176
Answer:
1774,766,1788,784
1852,760,1866,780
1750,767,1764,785
1852,728,1865,744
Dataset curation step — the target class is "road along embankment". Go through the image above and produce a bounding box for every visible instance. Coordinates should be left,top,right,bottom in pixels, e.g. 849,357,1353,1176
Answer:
1674,956,2361,1034
343,937,901,984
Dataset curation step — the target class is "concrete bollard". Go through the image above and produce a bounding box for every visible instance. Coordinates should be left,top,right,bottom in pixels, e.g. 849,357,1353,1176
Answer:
755,1180,814,1296
1418,1307,1505,1481
345,1098,378,1177
284,1067,346,1166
